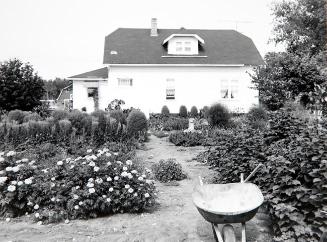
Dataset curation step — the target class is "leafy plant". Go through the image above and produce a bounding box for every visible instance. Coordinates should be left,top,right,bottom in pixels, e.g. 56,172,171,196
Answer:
190,106,198,118
207,103,231,127
162,117,188,131
152,159,187,183
179,105,187,118
161,106,170,116
126,110,147,138
7,110,29,124
169,131,206,147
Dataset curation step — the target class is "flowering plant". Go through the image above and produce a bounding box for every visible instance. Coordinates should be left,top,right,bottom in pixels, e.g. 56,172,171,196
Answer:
0,148,156,223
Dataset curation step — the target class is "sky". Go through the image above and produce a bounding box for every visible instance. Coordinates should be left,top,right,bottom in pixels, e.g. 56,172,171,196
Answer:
0,0,283,80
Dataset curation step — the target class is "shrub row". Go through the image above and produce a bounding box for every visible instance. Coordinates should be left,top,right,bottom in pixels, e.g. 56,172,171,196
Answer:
169,131,206,147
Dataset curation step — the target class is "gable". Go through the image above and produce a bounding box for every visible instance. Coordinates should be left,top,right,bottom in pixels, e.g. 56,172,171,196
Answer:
103,28,264,65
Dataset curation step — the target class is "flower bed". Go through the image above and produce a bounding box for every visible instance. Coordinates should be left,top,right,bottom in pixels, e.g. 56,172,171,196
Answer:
0,148,156,224
169,131,206,147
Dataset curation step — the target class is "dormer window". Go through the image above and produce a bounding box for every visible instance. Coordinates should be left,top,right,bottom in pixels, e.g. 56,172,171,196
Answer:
163,34,204,56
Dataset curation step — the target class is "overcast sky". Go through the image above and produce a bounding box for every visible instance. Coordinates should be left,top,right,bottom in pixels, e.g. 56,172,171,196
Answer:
0,0,283,80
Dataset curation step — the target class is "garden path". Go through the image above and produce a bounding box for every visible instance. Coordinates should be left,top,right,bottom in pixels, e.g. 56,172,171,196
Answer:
0,135,273,242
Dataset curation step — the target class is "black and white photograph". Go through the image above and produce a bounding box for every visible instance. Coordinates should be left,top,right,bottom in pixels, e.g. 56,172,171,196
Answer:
0,0,326,241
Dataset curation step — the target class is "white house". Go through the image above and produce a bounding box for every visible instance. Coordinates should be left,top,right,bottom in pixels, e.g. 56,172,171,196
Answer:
68,18,264,115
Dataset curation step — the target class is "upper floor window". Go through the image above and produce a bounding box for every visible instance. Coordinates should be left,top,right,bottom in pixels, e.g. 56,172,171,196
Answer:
118,78,133,86
221,80,238,99
166,78,175,100
175,41,192,53
87,87,98,98
176,42,183,52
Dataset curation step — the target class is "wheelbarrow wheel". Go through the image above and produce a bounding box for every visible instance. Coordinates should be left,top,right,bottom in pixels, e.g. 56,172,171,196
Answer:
222,224,236,242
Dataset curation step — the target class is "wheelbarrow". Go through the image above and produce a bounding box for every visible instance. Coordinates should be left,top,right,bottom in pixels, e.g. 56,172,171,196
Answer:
192,164,264,242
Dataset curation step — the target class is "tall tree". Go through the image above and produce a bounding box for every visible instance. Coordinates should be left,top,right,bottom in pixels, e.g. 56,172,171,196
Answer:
0,59,45,111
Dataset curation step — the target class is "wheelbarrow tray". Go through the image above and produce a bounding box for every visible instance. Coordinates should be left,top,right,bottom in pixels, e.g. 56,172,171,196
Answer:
192,183,264,224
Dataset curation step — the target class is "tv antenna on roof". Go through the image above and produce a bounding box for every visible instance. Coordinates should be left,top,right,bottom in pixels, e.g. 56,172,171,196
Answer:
216,19,253,31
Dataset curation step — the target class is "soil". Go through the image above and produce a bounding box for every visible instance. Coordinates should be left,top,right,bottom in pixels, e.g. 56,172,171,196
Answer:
0,135,273,242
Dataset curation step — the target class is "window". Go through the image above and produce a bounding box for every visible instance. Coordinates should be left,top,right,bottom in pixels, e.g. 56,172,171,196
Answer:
166,78,175,100
87,87,98,98
221,80,238,99
175,41,192,53
176,42,183,52
118,78,133,86
184,41,191,52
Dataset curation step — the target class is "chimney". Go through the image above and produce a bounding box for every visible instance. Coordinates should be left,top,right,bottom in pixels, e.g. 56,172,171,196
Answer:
150,18,158,37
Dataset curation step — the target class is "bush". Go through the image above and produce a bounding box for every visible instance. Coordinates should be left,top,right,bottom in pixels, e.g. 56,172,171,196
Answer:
7,110,28,124
207,103,230,127
91,110,107,119
247,106,268,122
152,130,169,138
190,106,198,118
0,149,156,223
169,131,206,146
161,106,170,116
162,117,188,131
201,106,209,119
199,109,327,241
127,110,147,137
110,110,126,125
152,159,187,183
52,110,69,121
23,112,42,122
68,110,86,132
179,106,187,118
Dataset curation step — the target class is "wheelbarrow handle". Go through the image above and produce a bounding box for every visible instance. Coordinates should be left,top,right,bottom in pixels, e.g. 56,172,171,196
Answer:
241,164,263,183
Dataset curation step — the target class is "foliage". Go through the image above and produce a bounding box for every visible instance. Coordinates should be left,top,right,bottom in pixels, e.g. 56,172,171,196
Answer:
0,149,156,223
23,112,42,122
152,159,187,183
109,110,127,125
7,110,29,124
52,110,69,121
251,52,326,110
169,131,206,147
0,59,45,111
247,106,267,122
106,99,125,111
179,106,188,118
126,110,147,138
200,106,209,119
272,0,326,56
161,106,170,116
32,102,51,118
190,106,198,118
199,109,327,241
162,117,188,131
152,130,169,139
207,103,231,127
91,110,107,120
43,78,71,100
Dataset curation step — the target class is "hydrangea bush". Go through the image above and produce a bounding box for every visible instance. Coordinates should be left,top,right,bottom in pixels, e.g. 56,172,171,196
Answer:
0,149,156,224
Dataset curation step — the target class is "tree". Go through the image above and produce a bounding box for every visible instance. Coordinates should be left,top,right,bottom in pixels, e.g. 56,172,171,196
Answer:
272,0,326,56
43,78,71,100
0,59,45,111
251,52,326,110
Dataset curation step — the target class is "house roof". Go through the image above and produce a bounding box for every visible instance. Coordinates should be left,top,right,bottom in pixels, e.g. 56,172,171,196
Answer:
57,84,72,101
103,28,264,65
68,67,108,79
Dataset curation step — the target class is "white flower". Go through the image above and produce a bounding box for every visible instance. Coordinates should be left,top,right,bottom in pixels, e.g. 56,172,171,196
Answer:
96,153,102,157
27,201,33,206
128,188,134,193
127,174,133,179
144,193,150,198
95,178,103,184
131,170,137,174
24,178,33,185
66,158,72,162
102,195,107,198
106,198,111,202
94,166,100,172
12,166,19,172
7,185,16,192
142,174,146,178
17,181,23,186
106,153,111,157
42,169,48,173
35,213,40,218
34,204,39,210
90,155,97,160
0,157,5,162
57,160,63,166
0,170,4,175
0,176,8,184
116,161,122,165
107,161,112,166
89,161,95,167
37,221,42,225
87,149,92,153
74,205,79,210
76,186,80,190
78,201,83,206
113,152,119,156
126,160,133,165
73,194,79,199
6,151,16,157
121,171,128,177
88,178,94,182
89,188,95,194
11,181,17,185
114,176,119,181
29,160,35,165
5,218,10,222
70,165,75,169
106,177,112,182
5,167,12,172
21,158,29,162
109,187,114,192
65,219,70,224
0,151,4,156
138,177,144,181
123,166,128,171
51,177,55,181
134,193,138,197
51,197,55,202
86,182,94,188
125,184,130,189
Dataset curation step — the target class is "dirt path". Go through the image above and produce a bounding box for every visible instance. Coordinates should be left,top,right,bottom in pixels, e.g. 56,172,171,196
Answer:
0,135,273,242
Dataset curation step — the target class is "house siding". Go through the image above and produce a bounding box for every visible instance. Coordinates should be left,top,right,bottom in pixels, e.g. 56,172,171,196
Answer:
73,65,258,115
